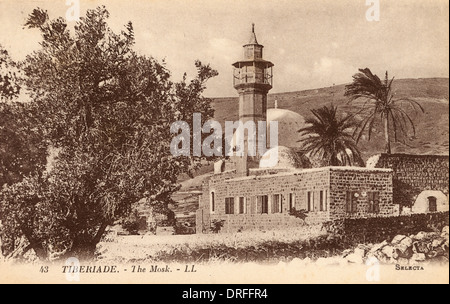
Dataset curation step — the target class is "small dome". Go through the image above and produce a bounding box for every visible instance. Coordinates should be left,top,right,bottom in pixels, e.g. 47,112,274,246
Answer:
267,108,308,148
227,108,308,153
259,146,304,169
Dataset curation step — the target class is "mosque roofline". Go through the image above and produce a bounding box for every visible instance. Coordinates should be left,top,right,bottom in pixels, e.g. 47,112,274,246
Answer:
225,166,393,182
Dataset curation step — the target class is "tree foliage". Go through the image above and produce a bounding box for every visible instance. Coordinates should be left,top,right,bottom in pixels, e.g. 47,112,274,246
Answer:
298,105,363,167
0,46,21,101
0,45,46,189
0,6,217,259
344,68,424,154
0,102,47,188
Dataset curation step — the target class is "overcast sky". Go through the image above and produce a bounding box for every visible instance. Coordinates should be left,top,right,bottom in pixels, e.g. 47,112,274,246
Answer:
0,0,448,97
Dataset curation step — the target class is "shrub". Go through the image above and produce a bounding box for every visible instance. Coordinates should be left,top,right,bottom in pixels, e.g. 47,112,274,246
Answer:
210,220,225,234
289,208,308,221
121,210,142,235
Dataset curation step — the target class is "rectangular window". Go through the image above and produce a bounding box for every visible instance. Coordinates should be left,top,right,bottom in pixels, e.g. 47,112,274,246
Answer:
272,194,282,213
248,197,256,214
239,197,245,214
346,191,358,213
225,197,235,215
368,192,380,213
257,195,269,214
319,191,324,211
307,191,312,212
289,193,295,211
210,192,215,213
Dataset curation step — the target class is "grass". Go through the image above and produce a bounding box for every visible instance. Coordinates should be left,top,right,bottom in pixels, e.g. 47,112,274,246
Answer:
97,224,336,264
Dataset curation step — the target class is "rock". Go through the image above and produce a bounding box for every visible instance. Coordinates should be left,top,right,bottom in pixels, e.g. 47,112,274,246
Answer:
433,247,447,257
346,253,364,264
342,249,353,258
426,250,438,259
381,245,396,258
371,252,391,264
400,236,413,248
354,244,369,258
442,226,449,235
431,238,446,249
414,231,428,241
411,253,426,262
442,240,449,251
395,237,413,254
398,247,414,259
392,235,407,244
426,232,439,239
413,241,430,254
370,241,388,253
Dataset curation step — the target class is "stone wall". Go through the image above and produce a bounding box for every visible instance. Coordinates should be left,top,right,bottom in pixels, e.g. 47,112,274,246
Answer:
374,154,449,208
329,168,395,219
324,211,450,247
196,167,394,233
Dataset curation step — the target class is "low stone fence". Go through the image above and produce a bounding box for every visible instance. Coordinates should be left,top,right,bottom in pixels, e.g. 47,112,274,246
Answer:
323,211,449,246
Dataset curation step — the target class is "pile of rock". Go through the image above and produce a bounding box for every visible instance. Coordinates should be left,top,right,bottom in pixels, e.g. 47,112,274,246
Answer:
344,226,449,265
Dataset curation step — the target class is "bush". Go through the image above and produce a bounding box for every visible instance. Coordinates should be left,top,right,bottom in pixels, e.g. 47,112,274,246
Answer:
210,220,225,233
174,222,195,235
121,210,142,235
289,208,308,221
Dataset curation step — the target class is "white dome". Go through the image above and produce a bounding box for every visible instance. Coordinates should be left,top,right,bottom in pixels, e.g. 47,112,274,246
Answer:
259,146,304,169
267,108,307,148
227,108,308,153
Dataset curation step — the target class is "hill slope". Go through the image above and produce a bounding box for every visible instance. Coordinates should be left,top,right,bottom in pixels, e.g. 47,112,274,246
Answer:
211,78,449,159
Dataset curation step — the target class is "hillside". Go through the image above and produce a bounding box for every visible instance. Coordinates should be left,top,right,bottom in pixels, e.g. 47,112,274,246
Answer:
212,78,449,159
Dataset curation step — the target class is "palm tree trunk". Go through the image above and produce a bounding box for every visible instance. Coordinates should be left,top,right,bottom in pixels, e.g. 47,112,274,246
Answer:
383,113,391,154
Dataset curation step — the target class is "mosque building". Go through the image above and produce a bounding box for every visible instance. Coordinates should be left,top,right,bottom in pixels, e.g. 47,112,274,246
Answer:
194,25,449,234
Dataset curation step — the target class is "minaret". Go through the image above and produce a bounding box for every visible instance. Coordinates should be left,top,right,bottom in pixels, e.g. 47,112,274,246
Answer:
232,24,274,176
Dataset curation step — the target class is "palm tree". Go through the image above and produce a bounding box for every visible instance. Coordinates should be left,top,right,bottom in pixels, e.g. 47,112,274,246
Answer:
298,105,363,166
344,68,424,154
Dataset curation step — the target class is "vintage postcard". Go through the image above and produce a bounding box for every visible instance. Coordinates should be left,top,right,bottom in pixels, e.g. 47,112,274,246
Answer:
0,0,448,286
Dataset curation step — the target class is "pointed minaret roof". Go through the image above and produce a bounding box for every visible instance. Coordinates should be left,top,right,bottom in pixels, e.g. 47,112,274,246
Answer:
248,23,259,45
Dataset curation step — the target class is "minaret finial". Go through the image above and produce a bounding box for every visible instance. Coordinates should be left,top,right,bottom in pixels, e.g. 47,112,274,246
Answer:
248,23,258,44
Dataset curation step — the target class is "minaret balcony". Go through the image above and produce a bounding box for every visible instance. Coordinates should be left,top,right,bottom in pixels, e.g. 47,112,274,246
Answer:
233,71,273,89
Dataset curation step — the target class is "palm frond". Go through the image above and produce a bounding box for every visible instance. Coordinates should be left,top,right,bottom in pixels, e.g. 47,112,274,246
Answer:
392,106,417,136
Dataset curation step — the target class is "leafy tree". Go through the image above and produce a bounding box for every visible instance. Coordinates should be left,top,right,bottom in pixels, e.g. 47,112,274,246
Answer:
0,102,47,187
298,105,363,166
0,7,217,260
344,68,424,154
0,46,21,101
0,48,48,257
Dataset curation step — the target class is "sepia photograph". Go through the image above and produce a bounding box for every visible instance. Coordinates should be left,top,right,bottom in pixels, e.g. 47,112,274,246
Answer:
0,0,448,285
